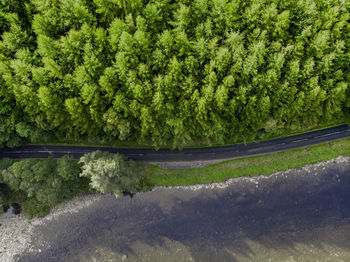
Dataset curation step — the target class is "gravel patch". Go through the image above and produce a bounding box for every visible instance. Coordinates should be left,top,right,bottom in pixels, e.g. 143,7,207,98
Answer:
0,215,32,262
147,158,234,169
0,194,101,262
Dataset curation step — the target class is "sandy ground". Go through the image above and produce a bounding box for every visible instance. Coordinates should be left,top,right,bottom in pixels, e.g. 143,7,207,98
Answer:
2,156,350,262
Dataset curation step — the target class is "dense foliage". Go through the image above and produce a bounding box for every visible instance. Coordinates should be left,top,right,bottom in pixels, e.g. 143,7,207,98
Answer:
0,158,13,214
79,150,142,196
0,152,143,218
0,156,83,218
0,0,349,148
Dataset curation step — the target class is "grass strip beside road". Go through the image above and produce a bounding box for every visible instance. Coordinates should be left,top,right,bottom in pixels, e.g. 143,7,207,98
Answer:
144,138,350,187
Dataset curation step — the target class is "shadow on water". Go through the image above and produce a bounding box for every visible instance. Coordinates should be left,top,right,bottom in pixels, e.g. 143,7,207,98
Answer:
17,164,350,261
122,191,135,198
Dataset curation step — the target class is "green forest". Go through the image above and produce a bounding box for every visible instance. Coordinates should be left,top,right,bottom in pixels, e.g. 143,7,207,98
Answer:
0,152,144,218
0,0,349,149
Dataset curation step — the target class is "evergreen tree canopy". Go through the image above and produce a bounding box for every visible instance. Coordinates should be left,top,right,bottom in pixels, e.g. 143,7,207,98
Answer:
0,0,349,148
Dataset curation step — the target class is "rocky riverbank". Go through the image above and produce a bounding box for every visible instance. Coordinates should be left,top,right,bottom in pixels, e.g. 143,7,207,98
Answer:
2,156,350,262
0,194,102,262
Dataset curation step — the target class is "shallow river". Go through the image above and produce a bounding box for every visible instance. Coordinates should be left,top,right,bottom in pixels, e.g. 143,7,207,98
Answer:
12,157,350,261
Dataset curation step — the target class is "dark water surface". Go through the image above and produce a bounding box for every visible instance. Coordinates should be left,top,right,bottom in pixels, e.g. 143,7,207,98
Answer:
17,159,350,261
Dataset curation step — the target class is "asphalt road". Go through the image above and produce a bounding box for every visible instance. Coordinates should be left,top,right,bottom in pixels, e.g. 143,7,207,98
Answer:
1,125,350,163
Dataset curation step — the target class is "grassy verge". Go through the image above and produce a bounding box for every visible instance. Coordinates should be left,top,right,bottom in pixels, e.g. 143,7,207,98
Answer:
144,137,350,187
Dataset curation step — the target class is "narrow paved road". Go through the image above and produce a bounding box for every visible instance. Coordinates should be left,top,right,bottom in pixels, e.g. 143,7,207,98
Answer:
1,125,350,163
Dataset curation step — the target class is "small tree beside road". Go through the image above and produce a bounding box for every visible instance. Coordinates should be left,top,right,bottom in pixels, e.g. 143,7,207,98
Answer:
79,151,142,196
